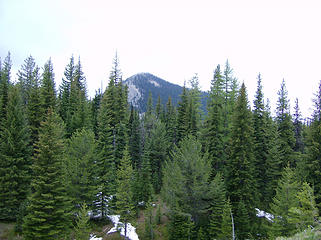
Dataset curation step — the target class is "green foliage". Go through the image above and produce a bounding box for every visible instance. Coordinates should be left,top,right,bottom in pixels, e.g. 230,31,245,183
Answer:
168,211,193,240
0,86,31,221
23,109,71,239
218,198,233,240
269,166,300,238
288,182,318,232
40,58,56,114
226,83,257,238
144,204,155,240
63,129,98,214
116,147,135,238
74,203,91,240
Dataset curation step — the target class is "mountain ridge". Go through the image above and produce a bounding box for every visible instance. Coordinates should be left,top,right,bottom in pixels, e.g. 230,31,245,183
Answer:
124,72,208,113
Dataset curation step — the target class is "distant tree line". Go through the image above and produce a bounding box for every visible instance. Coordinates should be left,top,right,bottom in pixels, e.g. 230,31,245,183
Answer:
0,52,320,239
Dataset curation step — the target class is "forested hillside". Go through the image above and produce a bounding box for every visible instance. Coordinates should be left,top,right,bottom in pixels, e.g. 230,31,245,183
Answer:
1,52,321,240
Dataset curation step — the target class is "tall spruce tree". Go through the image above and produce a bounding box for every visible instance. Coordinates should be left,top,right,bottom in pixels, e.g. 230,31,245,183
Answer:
226,83,257,239
276,79,295,167
23,109,71,239
0,86,32,220
116,147,135,238
202,64,225,176
305,80,321,209
40,58,56,115
176,84,189,143
63,129,98,214
269,166,300,238
128,106,141,168
0,52,12,122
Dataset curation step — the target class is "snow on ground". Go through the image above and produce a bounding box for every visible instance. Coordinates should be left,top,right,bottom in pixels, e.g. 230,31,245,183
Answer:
256,208,274,222
107,215,139,240
89,234,102,240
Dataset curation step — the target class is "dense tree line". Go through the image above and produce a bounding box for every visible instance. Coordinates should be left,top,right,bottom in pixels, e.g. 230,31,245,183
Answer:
0,52,321,239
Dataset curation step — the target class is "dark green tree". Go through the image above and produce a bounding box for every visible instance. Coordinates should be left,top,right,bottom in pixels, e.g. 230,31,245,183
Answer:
202,64,225,176
276,79,295,168
40,58,56,115
91,89,102,138
226,83,257,239
23,109,71,239
269,166,300,238
128,106,141,169
0,86,31,220
116,147,135,239
293,98,304,153
176,84,189,143
217,198,233,240
0,52,12,122
74,203,91,240
63,129,98,214
164,96,177,148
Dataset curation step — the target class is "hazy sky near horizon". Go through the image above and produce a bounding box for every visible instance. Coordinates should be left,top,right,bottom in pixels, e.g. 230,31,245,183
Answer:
1,0,321,117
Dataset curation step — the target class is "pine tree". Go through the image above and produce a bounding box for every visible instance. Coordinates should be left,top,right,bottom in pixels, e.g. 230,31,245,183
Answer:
128,106,141,169
288,182,318,232
187,74,202,137
208,173,226,239
305,80,321,209
146,120,168,194
276,79,295,168
74,203,91,240
226,83,257,239
202,64,225,176
0,86,32,220
168,211,193,240
40,58,56,115
116,147,135,238
63,129,98,214
252,74,271,209
164,96,177,148
176,85,189,143
0,52,12,122
91,89,102,138
95,89,116,217
293,98,304,153
218,199,233,240
23,109,71,239
269,166,300,238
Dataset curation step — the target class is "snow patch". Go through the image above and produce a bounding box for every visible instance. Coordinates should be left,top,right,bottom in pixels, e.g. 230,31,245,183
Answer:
89,234,102,240
256,208,274,222
107,215,139,240
149,80,160,87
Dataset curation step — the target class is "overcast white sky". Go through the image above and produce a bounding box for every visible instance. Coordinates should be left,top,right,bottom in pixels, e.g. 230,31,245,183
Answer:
1,0,320,117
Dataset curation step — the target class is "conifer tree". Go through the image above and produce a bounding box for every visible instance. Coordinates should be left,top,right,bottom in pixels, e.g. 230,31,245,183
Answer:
226,83,257,238
95,89,116,217
293,98,304,153
305,80,321,209
146,120,168,193
0,86,31,220
176,85,189,143
116,147,135,238
128,106,142,168
202,64,225,176
165,96,177,147
0,52,12,122
208,173,226,239
74,203,91,240
269,166,300,238
40,58,56,115
218,199,233,240
276,79,295,167
91,89,102,138
63,129,98,214
252,74,271,209
187,74,202,137
23,109,71,239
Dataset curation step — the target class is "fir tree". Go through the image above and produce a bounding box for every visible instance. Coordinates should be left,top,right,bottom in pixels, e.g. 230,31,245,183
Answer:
116,147,135,238
203,64,225,176
218,199,233,240
164,96,177,148
176,84,189,143
74,203,91,240
226,83,257,238
269,166,300,238
91,89,102,138
40,58,56,115
128,106,141,169
276,79,295,167
0,86,32,220
0,52,12,121
23,109,71,240
63,129,98,214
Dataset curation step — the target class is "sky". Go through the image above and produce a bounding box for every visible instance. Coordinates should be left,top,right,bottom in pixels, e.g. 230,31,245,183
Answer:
1,0,321,118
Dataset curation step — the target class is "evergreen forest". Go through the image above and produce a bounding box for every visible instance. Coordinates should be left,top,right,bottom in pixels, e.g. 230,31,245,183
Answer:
1,52,321,240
